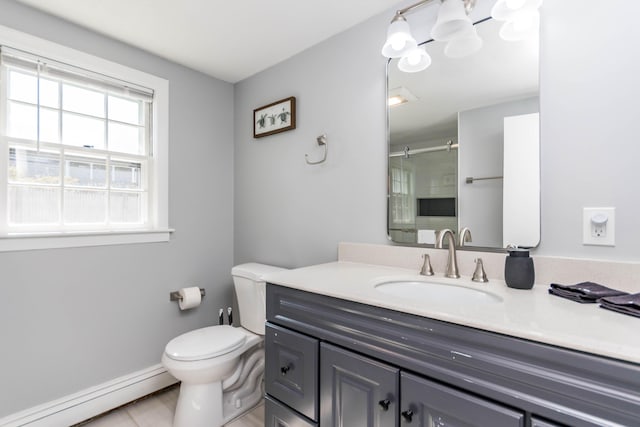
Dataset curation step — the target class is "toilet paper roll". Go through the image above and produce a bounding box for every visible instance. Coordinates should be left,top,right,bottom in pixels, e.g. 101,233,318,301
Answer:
178,287,202,310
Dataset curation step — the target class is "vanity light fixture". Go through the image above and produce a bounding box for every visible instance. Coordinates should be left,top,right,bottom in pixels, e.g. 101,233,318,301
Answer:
381,0,479,73
381,13,418,58
491,0,543,41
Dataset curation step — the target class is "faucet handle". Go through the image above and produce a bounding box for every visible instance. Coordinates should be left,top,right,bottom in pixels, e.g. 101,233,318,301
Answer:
420,254,434,276
472,258,488,283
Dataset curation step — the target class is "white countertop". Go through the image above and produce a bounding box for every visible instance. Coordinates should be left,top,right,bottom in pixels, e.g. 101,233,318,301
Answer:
265,261,640,365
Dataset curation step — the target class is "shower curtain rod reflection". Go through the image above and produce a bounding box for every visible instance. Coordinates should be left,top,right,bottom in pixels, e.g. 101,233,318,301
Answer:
389,140,459,158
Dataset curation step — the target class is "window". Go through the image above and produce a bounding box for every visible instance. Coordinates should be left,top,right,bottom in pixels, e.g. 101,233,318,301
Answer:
390,164,415,225
0,26,169,251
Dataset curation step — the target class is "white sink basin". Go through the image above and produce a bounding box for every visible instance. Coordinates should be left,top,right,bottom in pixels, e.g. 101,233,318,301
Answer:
374,280,503,305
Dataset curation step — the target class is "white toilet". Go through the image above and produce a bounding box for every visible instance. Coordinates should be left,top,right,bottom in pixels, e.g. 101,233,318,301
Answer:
162,263,285,427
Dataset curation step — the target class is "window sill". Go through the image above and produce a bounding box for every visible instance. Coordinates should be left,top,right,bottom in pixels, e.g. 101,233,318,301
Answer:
0,229,174,252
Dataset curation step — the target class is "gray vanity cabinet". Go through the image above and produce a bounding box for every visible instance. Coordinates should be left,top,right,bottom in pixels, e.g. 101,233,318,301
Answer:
400,372,524,426
266,284,640,426
320,343,399,427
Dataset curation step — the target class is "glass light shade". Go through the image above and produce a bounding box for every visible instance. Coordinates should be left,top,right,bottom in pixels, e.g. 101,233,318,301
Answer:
444,26,483,58
506,0,527,8
431,0,473,42
499,10,540,41
491,0,543,21
398,46,432,73
382,18,418,58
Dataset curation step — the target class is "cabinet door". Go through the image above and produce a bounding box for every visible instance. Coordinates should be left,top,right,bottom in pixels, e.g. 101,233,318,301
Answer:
400,372,524,427
320,343,399,427
266,323,319,421
266,396,317,427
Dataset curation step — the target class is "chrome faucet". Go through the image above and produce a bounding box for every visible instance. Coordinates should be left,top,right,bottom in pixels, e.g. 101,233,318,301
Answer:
458,227,472,247
435,229,460,278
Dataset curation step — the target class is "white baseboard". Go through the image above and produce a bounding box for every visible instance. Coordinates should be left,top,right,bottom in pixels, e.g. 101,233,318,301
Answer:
0,364,178,427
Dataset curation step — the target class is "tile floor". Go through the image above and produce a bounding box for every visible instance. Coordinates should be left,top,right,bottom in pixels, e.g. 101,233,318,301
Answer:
75,385,264,427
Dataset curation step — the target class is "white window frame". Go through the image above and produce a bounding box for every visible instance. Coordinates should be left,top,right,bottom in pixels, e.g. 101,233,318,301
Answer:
0,25,170,251
390,162,415,226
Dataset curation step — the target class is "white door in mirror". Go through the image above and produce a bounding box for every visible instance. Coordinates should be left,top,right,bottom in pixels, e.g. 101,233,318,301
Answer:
583,207,615,246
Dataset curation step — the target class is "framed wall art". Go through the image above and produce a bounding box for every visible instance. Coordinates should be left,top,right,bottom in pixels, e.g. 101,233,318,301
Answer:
253,96,296,138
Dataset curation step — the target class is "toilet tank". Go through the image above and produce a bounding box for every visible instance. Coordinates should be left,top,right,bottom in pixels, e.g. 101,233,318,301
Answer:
231,263,287,335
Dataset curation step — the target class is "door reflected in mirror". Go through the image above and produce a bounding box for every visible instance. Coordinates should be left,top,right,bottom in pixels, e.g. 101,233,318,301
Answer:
387,18,540,250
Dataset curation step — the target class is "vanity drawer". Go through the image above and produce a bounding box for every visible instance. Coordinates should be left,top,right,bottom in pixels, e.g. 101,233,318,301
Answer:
531,418,563,427
401,371,524,427
265,395,317,427
265,322,319,421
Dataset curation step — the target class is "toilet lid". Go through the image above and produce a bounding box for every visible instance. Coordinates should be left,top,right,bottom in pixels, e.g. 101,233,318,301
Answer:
165,325,246,361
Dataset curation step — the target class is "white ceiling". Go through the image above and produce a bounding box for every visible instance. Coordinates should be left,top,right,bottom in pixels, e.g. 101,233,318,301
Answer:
16,0,401,83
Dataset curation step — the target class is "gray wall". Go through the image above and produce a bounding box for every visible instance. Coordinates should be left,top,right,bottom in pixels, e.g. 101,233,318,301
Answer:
0,0,234,417
235,0,640,265
234,14,390,268
538,0,640,261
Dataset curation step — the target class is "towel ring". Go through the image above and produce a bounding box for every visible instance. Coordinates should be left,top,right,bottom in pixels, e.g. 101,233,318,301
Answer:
305,134,328,165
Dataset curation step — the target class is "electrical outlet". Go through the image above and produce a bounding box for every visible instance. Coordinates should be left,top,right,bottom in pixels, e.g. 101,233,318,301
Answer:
591,213,607,237
583,207,615,246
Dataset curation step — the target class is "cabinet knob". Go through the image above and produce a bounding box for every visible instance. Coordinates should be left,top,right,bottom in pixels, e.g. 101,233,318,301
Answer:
378,399,391,411
401,410,414,422
280,364,291,375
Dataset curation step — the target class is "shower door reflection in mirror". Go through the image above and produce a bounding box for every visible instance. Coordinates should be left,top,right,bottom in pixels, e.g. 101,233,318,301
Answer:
387,18,540,249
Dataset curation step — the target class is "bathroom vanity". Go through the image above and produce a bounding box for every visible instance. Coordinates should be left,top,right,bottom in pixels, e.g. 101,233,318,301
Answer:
263,261,640,427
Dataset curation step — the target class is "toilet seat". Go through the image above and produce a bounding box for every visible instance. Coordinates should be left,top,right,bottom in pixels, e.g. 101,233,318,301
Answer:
165,325,246,361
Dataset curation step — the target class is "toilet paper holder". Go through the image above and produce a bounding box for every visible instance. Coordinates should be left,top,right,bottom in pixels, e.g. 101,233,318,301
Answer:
170,288,206,302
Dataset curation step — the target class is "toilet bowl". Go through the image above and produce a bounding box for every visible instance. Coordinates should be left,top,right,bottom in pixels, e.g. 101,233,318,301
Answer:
162,263,286,427
161,326,262,427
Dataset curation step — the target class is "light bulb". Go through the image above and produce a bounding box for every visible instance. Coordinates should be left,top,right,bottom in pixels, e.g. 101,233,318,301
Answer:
398,46,431,73
407,52,421,65
391,37,406,51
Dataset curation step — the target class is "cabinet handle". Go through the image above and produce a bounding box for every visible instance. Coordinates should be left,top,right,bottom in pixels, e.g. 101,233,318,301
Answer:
280,364,291,375
378,399,391,411
401,410,414,422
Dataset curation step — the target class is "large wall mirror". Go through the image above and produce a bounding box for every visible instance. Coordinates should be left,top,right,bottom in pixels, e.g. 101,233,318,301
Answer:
387,17,540,250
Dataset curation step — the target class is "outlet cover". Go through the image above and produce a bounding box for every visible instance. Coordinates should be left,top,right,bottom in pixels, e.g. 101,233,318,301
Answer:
583,207,615,246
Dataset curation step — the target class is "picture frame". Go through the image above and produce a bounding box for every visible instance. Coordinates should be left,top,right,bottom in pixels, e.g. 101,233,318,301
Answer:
253,96,296,138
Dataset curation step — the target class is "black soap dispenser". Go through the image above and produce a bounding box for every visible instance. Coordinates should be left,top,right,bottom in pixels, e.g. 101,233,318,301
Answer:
504,246,535,289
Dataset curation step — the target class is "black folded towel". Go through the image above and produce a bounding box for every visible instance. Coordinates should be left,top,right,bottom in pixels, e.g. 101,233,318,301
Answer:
548,282,628,303
600,293,640,318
